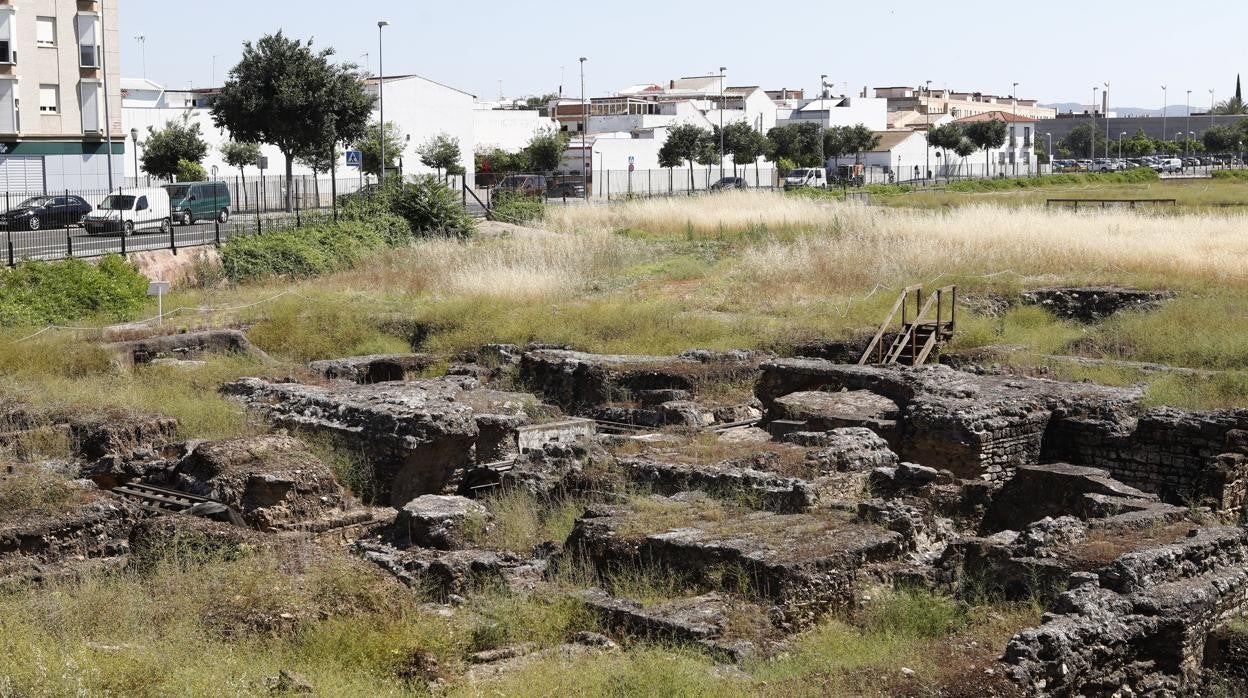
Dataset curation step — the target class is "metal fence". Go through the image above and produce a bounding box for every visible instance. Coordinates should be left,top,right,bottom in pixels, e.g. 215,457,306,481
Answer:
1,183,346,266
120,174,375,213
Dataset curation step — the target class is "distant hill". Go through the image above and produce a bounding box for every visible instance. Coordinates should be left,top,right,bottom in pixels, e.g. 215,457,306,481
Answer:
1041,102,1193,117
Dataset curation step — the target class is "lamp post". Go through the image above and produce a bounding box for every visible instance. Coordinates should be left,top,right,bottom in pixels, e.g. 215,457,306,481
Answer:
100,0,115,192
377,20,389,184
1103,82,1111,159
129,128,139,187
1189,131,1196,159
1161,85,1168,153
819,74,828,178
579,57,588,199
718,66,726,177
1012,81,1020,176
926,79,932,180
1185,90,1192,150
1119,131,1126,160
1210,88,1216,130
134,35,146,79
1045,132,1052,169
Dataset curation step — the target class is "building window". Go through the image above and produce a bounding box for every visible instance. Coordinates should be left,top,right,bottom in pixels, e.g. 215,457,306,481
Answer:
79,81,100,133
39,85,59,113
0,7,15,64
0,80,16,133
36,17,56,47
76,13,100,68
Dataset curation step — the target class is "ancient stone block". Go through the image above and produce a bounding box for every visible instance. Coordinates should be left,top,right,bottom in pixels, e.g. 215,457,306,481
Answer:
307,353,438,384
1019,286,1175,322
395,495,489,550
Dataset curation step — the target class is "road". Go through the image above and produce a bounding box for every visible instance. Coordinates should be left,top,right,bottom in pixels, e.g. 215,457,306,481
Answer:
1,209,328,263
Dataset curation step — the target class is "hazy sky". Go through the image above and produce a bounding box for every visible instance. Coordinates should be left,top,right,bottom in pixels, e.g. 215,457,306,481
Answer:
119,0,1246,108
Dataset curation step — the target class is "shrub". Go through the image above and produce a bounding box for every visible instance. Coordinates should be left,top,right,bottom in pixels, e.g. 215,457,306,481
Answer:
176,159,207,182
0,254,149,326
390,176,475,239
1210,169,1248,180
219,221,387,282
490,191,545,224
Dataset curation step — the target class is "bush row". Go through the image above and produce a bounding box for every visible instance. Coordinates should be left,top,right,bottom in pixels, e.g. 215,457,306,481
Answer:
220,176,475,282
1210,169,1248,180
0,254,149,326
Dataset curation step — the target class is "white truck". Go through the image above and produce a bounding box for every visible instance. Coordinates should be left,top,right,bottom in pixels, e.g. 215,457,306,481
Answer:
83,188,173,236
782,167,828,190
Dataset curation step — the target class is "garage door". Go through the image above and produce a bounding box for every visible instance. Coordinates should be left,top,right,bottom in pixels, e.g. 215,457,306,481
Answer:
0,156,45,194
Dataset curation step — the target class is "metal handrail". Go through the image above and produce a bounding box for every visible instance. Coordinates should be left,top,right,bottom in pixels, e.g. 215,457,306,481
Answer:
859,284,921,365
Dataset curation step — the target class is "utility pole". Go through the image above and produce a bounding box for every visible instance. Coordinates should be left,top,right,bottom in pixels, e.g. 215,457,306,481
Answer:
1186,90,1192,155
1012,81,1019,175
580,57,588,199
718,66,726,176
1091,86,1098,164
819,74,828,179
134,35,146,79
926,79,932,179
1104,82,1110,160
377,20,389,183
1161,85,1167,150
101,0,115,191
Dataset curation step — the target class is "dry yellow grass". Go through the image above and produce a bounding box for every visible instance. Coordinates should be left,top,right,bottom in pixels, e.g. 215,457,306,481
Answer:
548,193,1248,291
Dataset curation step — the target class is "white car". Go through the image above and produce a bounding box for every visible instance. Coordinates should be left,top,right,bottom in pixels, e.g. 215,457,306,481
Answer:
83,188,173,236
782,168,828,190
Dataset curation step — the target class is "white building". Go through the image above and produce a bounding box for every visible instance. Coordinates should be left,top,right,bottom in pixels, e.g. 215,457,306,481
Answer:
121,73,551,185
952,111,1038,175
776,95,889,131
0,0,124,192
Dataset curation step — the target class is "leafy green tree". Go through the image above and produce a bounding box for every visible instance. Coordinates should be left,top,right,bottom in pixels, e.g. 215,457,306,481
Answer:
1058,123,1102,161
695,131,720,182
661,123,711,189
844,124,882,164
963,120,1008,174
952,138,977,175
416,133,461,181
211,32,374,210
141,113,208,180
175,159,207,182
823,126,853,169
523,93,558,109
294,144,340,175
767,122,822,167
1202,124,1242,153
729,126,771,182
357,121,405,178
927,123,963,171
219,140,261,189
524,131,570,172
713,122,759,176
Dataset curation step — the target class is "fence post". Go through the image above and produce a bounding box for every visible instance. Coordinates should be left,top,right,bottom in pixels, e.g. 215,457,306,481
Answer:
214,219,221,246
66,227,72,257
5,230,12,267
256,211,262,236
120,226,126,256
170,216,177,254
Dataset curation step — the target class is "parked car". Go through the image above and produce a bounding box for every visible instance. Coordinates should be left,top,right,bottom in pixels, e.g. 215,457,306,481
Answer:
495,174,547,197
782,168,827,190
710,177,749,191
1182,157,1201,168
547,179,586,198
0,195,93,231
83,188,172,236
163,181,231,225
1153,158,1183,174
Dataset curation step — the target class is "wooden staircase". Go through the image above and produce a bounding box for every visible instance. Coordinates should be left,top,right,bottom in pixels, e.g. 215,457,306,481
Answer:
859,285,957,366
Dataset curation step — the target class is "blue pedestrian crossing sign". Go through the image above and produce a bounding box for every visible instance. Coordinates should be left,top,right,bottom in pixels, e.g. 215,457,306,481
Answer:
345,150,362,168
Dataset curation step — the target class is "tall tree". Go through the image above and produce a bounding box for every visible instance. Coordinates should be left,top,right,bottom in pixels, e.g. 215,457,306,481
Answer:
713,121,758,176
844,124,882,165
211,32,374,210
141,113,208,181
730,127,771,183
823,126,852,171
416,133,462,181
661,123,709,189
963,120,1009,174
1058,123,1102,160
963,120,1008,174
766,122,822,167
1202,124,1241,153
953,138,977,176
356,121,405,178
927,123,963,174
219,140,261,189
524,131,570,172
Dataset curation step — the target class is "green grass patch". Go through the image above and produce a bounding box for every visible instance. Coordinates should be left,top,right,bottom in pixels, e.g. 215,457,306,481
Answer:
0,254,148,327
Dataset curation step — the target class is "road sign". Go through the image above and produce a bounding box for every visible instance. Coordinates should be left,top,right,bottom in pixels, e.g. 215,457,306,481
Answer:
628,164,634,172
256,155,269,170
627,155,635,165
345,150,362,168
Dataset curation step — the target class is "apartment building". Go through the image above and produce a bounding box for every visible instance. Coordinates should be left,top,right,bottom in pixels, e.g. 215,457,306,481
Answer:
874,86,1056,121
0,0,123,193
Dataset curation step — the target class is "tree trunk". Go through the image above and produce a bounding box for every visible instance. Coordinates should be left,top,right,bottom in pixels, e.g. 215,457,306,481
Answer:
283,149,294,212
687,160,694,191
330,143,338,219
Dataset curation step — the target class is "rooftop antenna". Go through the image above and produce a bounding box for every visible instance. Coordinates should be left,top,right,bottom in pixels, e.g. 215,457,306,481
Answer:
361,53,370,76
134,35,146,79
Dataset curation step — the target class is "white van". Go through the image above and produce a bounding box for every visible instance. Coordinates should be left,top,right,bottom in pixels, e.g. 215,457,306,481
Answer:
782,167,827,190
1152,158,1183,174
83,188,173,236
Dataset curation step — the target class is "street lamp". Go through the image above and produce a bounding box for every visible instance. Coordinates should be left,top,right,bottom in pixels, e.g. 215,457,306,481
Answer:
1161,85,1168,150
926,79,933,179
134,35,146,80
1210,88,1217,130
377,20,389,184
129,128,140,187
1185,90,1192,148
579,57,588,199
819,74,828,177
1044,132,1052,168
1103,82,1111,159
1119,131,1126,159
718,66,726,175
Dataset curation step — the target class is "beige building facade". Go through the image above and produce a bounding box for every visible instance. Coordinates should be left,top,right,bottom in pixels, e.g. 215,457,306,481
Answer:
0,0,123,193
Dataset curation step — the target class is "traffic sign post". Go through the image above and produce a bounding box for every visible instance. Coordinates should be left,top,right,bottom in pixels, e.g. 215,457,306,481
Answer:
345,150,362,168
